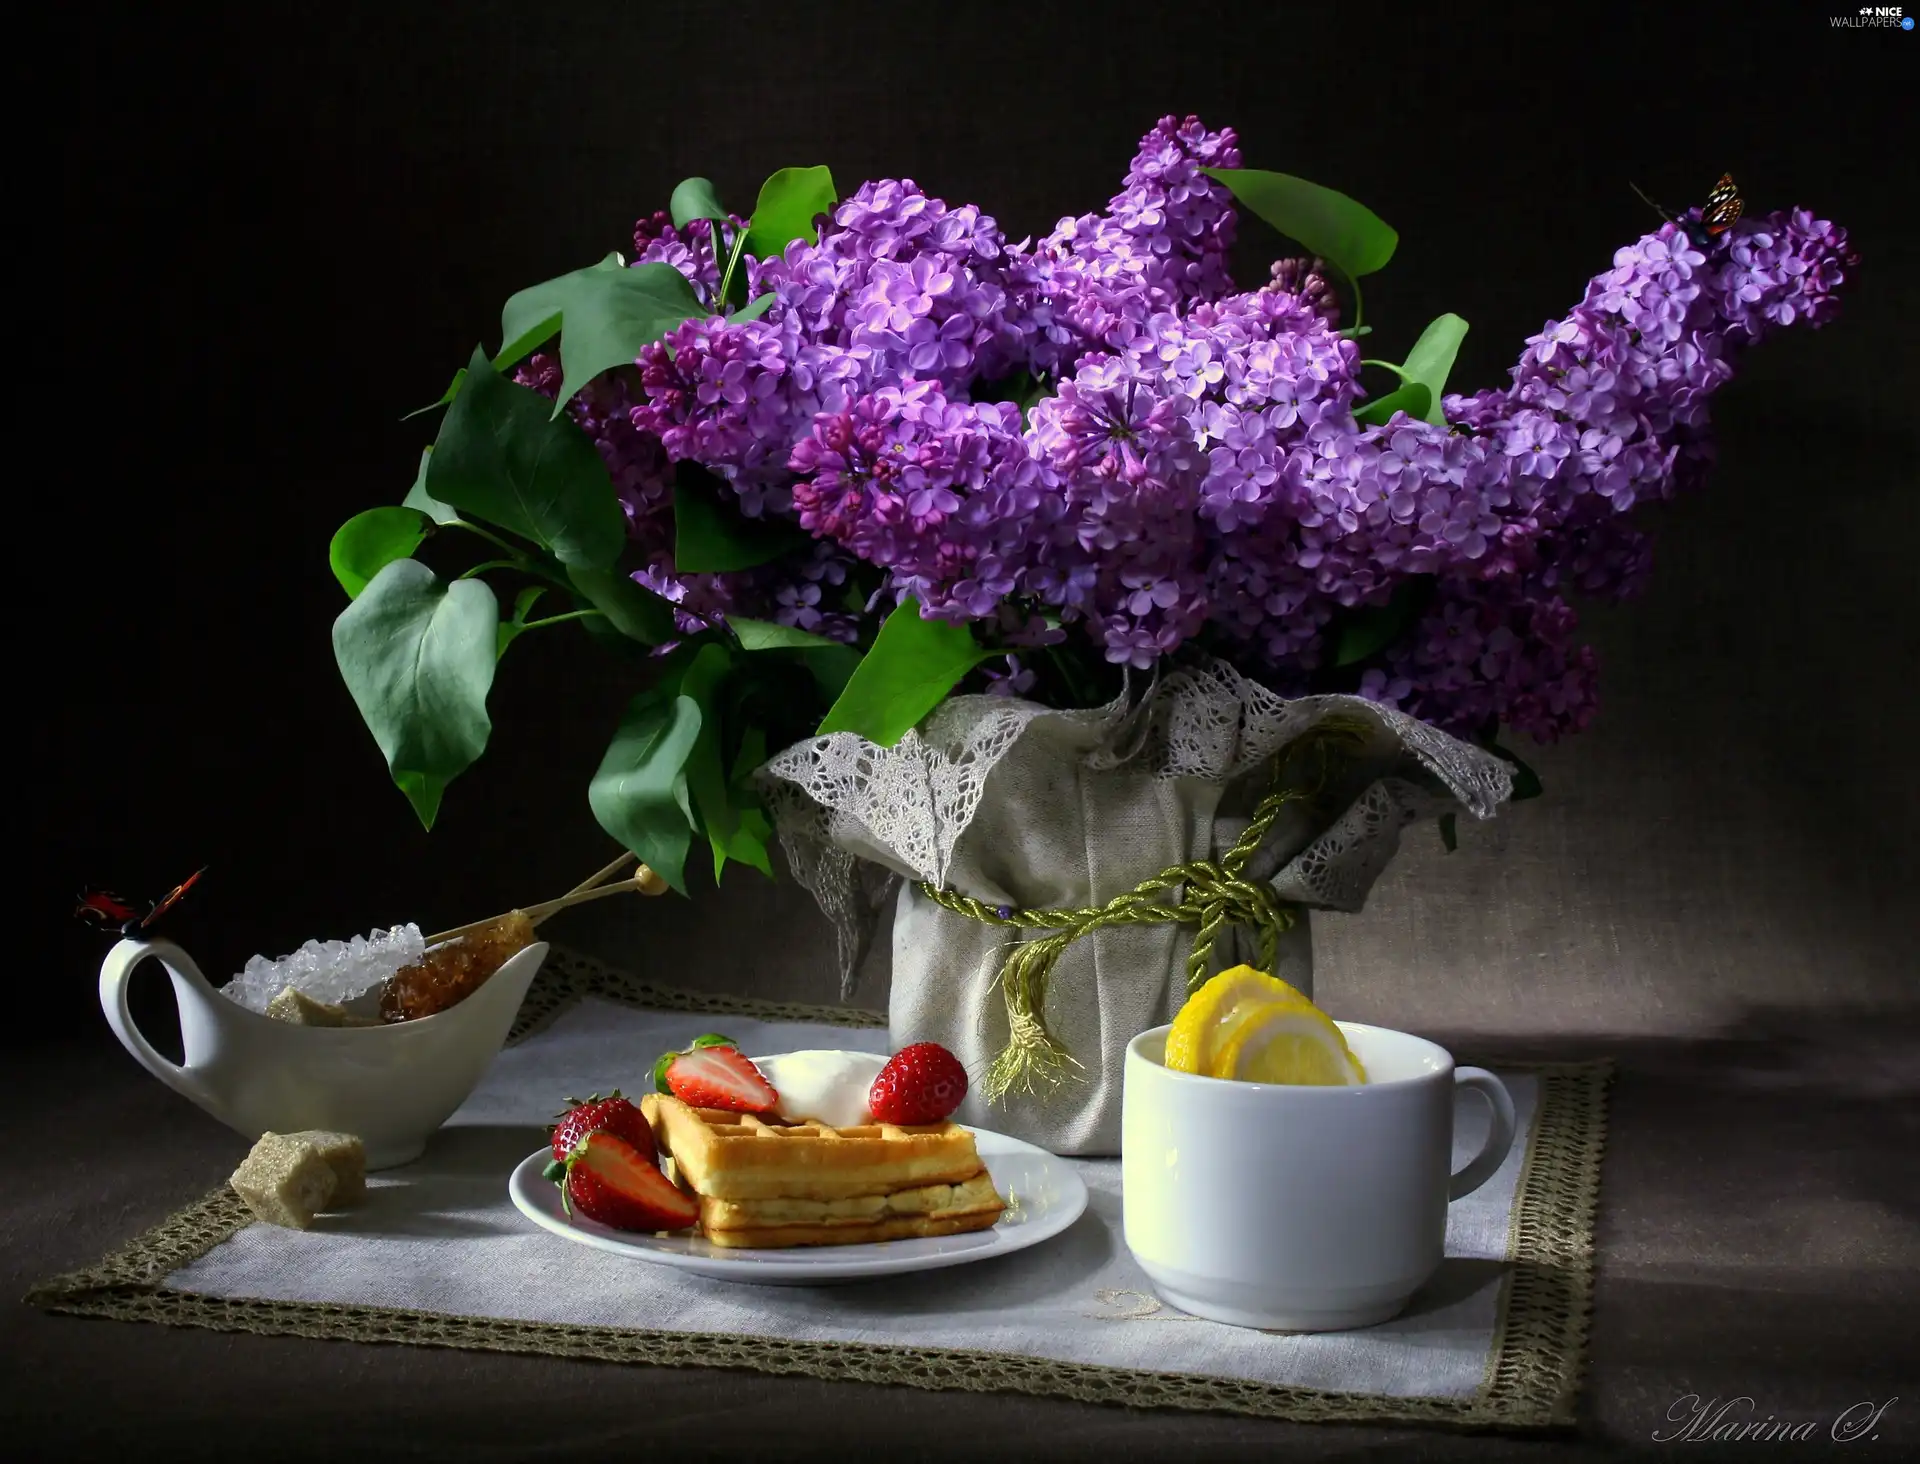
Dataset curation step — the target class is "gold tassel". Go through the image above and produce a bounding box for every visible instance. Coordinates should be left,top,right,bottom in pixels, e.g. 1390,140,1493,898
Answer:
923,718,1373,1102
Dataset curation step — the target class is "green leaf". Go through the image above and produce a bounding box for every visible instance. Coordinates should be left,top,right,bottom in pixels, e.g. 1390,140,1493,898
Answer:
1487,742,1545,801
495,586,546,659
331,559,498,829
495,251,710,404
403,368,467,421
1331,577,1433,667
329,506,430,599
728,616,843,651
1352,381,1432,428
713,805,774,883
402,448,459,524
677,643,737,847
800,644,862,701
728,293,775,324
743,166,836,261
672,462,811,572
1201,167,1399,279
545,262,708,413
495,251,623,370
669,177,727,231
713,722,777,883
715,222,751,311
815,599,995,746
724,615,859,700
1400,314,1470,426
566,555,676,645
1438,812,1458,853
730,724,769,790
425,350,626,568
588,687,705,895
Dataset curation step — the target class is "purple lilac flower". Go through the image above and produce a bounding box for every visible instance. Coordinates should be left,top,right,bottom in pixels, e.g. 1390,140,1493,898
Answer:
632,212,745,308
1262,256,1341,327
517,121,1851,745
1359,578,1600,744
1018,114,1243,372
749,178,1035,393
788,381,1062,627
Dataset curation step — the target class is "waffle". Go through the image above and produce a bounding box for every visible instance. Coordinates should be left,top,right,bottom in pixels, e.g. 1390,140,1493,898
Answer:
698,1173,1005,1249
641,1092,990,1201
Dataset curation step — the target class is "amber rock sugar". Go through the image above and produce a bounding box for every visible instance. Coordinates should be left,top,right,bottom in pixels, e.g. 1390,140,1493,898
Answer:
380,910,536,1023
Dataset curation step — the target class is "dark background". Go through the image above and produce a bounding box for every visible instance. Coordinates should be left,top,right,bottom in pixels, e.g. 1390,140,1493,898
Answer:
16,3,1917,1457
38,0,1913,1049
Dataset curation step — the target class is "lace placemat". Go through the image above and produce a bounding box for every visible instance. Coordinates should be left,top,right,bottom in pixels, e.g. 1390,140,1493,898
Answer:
28,947,1610,1430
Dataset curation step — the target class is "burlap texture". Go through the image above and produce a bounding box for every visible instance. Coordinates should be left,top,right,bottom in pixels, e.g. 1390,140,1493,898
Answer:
765,661,1512,1153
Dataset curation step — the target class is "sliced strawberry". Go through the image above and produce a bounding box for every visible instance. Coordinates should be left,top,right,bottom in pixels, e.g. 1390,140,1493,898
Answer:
869,1042,969,1125
552,1132,698,1232
658,1044,779,1114
550,1092,654,1165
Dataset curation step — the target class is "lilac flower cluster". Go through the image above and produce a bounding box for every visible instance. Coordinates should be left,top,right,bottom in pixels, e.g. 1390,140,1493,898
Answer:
547,119,1851,740
788,381,1051,623
1019,114,1243,371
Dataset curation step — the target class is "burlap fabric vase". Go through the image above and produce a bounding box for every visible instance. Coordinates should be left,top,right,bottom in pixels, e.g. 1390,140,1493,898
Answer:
763,661,1512,1155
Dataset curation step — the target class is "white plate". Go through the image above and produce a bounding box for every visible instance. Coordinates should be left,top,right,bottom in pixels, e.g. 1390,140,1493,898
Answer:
507,1126,1088,1284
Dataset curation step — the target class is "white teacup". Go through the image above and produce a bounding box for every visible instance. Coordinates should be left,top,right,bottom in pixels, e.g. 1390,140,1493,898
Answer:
1122,1022,1516,1331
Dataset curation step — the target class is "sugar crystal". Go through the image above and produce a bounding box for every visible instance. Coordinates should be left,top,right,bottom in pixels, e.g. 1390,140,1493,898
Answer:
220,924,426,1013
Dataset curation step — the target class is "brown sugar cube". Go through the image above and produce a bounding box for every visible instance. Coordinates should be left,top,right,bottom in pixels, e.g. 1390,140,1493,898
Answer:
266,987,353,1026
265,987,383,1027
286,1130,367,1206
229,1132,339,1229
380,910,536,1023
228,1131,368,1227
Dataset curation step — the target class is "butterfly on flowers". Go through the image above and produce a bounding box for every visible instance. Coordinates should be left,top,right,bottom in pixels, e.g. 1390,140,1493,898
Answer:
74,867,207,937
1630,174,1744,249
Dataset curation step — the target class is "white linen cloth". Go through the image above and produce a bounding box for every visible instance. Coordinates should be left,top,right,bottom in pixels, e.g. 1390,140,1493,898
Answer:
164,995,1534,1401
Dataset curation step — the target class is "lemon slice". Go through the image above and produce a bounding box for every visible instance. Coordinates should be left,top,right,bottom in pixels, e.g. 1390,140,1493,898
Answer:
1214,1001,1366,1086
1164,964,1315,1074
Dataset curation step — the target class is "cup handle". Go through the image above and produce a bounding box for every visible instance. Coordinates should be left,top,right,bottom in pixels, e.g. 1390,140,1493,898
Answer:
98,938,222,1116
1448,1066,1517,1200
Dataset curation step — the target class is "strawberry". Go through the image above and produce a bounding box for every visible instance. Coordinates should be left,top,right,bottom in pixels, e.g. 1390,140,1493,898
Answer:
545,1131,698,1232
550,1092,654,1165
653,1037,778,1114
868,1042,969,1125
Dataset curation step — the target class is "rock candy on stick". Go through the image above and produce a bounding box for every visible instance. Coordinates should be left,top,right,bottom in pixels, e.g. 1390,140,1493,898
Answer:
379,910,536,1023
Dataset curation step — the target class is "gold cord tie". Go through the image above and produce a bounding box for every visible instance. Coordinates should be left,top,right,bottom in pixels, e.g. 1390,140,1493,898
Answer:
918,722,1365,1103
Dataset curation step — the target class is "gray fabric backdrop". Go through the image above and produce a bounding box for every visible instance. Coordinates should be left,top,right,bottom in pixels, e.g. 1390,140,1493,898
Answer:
35,2,1913,1058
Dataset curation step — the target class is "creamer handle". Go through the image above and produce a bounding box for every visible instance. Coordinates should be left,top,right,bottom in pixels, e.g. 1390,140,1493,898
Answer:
98,938,223,1117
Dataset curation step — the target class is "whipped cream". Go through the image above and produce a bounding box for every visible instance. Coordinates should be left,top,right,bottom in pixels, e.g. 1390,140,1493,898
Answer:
754,1049,887,1128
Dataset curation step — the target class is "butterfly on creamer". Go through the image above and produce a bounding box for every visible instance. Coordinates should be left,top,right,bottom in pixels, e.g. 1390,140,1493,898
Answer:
74,867,207,937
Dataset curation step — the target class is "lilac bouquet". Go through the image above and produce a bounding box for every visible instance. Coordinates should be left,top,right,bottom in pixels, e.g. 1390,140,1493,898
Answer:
328,117,1854,890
